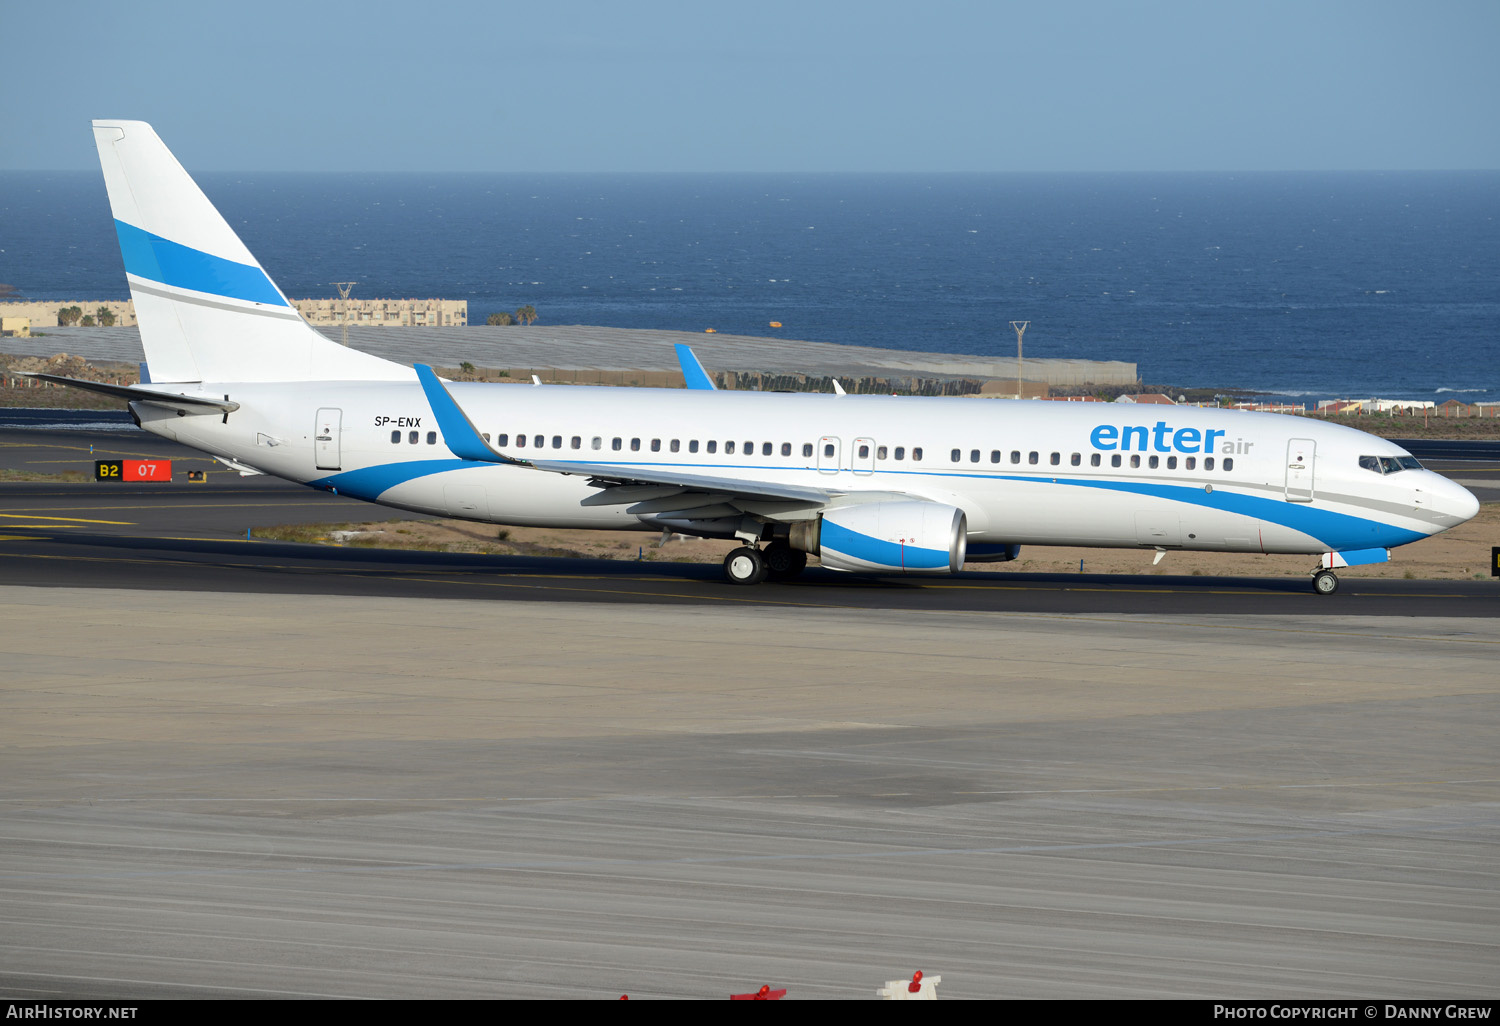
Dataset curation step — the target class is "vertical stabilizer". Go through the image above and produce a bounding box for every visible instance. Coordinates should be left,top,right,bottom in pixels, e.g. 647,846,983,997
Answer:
92,120,411,383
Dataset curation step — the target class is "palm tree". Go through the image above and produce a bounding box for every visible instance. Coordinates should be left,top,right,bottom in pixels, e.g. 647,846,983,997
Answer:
95,306,116,327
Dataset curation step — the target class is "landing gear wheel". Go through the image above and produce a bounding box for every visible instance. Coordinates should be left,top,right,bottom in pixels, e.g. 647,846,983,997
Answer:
762,541,807,581
723,546,768,585
1312,569,1339,595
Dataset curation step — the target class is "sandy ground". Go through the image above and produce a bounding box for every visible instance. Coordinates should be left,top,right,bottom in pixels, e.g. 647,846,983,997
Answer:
284,501,1499,582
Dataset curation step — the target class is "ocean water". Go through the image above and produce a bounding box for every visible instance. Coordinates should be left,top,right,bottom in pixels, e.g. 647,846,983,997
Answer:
3,170,1496,400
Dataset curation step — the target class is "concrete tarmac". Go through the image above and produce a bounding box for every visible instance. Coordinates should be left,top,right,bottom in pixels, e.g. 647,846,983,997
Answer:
2,587,1496,999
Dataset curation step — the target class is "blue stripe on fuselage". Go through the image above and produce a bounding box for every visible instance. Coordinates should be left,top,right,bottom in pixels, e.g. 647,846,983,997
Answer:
310,459,486,501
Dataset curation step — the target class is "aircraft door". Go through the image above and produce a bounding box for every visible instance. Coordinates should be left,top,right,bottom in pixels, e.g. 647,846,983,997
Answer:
817,436,841,474
852,437,875,475
315,407,342,471
1285,438,1315,502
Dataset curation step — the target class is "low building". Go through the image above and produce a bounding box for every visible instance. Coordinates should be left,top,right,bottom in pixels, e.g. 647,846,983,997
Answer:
1,316,30,338
0,298,468,329
0,301,136,328
1114,393,1177,405
291,298,467,327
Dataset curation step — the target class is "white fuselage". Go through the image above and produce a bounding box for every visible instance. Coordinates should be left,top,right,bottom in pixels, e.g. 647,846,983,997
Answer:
133,381,1479,558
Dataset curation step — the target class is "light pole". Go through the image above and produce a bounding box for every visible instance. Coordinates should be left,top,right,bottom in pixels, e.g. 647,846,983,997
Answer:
1010,320,1029,398
331,282,357,346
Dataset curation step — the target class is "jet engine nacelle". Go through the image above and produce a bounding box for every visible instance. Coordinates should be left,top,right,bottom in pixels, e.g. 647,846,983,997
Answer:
793,501,967,574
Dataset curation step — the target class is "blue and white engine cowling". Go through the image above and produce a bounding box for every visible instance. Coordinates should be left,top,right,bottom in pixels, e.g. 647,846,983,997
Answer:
793,501,968,574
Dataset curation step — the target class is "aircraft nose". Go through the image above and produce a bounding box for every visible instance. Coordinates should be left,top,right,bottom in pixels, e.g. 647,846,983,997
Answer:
1431,474,1480,525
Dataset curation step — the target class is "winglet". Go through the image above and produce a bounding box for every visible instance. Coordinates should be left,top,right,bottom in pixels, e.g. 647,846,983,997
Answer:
413,363,528,466
674,343,717,390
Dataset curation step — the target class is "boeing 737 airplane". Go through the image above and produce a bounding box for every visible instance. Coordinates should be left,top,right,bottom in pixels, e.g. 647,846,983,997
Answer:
37,121,1480,593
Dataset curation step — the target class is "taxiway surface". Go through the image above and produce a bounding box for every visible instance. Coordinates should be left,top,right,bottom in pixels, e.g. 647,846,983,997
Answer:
1,423,1497,999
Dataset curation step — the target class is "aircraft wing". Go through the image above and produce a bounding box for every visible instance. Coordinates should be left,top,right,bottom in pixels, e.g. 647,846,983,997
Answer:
674,343,717,390
524,456,921,520
413,363,908,520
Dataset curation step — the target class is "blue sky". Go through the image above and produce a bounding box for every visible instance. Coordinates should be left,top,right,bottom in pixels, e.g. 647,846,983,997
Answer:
3,0,1497,172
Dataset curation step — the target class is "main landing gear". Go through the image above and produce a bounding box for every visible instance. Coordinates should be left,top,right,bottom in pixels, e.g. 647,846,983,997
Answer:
723,540,807,585
1311,568,1339,595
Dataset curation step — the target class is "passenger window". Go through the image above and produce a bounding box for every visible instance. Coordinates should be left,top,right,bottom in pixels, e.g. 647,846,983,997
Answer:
481,433,490,443
991,450,1001,464
743,441,753,454
390,430,400,443
533,435,543,448
970,449,980,463
409,430,419,444
763,442,773,456
689,440,699,453
1130,454,1140,468
630,438,641,452
859,444,871,458
1010,451,1021,464
427,432,437,445
894,447,905,460
951,449,961,462
612,437,622,451
823,443,834,458
802,443,813,457
707,440,717,454
1028,451,1039,465
651,439,661,452
1111,454,1122,468
515,432,526,448
591,436,602,450
1185,456,1196,470
913,447,923,461
1070,453,1081,466
726,441,737,454
1166,455,1176,469
1090,453,1100,467
498,433,510,447
1224,457,1234,471
1148,455,1158,469
571,436,581,449
1204,457,1215,470
877,446,888,460
552,435,562,449
1050,452,1060,466
781,443,791,456
670,439,680,453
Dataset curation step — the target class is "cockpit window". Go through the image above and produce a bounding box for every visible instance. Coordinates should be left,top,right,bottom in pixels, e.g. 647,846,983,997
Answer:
1359,454,1422,475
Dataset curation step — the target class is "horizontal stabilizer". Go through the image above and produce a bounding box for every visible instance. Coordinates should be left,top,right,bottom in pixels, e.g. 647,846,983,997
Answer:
24,374,240,413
